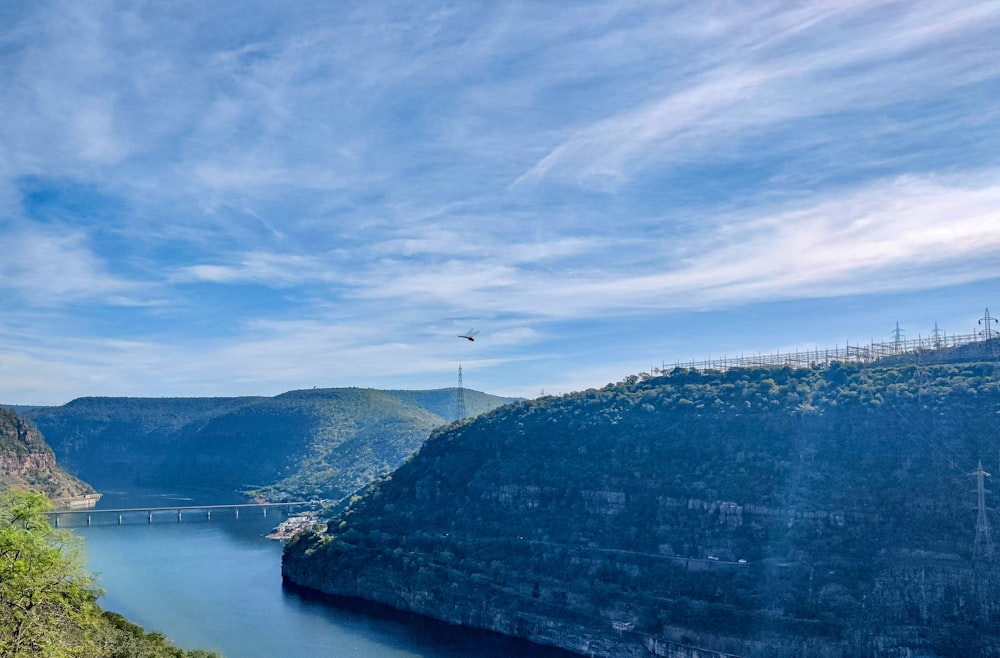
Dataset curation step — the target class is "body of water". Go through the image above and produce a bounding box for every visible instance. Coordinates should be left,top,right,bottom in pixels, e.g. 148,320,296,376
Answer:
71,490,579,658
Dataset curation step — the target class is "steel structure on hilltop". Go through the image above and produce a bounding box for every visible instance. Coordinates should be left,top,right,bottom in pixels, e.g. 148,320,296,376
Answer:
455,364,467,420
891,321,906,353
980,308,999,360
931,321,945,349
654,316,999,376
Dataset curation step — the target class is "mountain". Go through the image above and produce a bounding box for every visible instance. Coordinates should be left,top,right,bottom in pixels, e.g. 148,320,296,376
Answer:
23,387,516,502
283,359,1000,658
0,407,96,503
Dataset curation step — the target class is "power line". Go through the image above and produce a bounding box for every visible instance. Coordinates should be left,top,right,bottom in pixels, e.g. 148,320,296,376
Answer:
661,326,986,374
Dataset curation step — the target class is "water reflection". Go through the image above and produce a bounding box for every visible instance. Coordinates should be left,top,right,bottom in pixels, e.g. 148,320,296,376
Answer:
282,584,582,658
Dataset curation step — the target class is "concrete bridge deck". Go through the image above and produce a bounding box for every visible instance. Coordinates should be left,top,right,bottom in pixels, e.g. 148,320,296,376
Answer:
45,501,322,527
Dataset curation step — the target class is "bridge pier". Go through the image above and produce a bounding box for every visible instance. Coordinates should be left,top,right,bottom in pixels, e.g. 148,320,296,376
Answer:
42,501,316,527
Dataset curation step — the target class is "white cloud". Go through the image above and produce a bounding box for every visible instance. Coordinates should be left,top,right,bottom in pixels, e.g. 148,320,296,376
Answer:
0,226,145,306
172,251,340,286
514,1,1000,191
350,173,1000,319
569,174,1000,309
1,0,999,403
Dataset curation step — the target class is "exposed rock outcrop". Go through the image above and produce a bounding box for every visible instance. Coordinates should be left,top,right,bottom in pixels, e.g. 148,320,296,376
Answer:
0,407,97,503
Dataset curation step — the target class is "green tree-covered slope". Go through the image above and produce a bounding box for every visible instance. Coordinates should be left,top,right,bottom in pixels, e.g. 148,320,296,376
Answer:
24,387,515,502
0,407,95,501
0,490,218,658
284,360,1000,658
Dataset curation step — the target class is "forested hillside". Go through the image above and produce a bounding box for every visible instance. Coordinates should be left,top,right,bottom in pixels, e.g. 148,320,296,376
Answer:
24,387,514,502
284,359,1000,658
0,407,95,502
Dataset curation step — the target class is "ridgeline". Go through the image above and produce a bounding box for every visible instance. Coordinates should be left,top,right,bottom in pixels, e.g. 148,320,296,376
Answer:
283,358,1000,658
22,387,515,502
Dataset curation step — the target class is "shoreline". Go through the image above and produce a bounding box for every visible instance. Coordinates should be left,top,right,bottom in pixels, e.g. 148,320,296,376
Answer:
51,492,102,510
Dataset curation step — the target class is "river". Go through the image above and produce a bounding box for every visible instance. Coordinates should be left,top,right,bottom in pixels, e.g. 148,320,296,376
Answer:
70,490,580,658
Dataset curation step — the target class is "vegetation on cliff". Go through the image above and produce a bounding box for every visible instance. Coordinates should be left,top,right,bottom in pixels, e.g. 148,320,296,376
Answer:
284,358,1000,657
0,490,219,658
23,387,515,502
0,407,95,501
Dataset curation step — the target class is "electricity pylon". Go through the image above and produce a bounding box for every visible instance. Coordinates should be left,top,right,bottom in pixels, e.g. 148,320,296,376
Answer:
980,308,999,360
971,460,994,563
455,365,467,420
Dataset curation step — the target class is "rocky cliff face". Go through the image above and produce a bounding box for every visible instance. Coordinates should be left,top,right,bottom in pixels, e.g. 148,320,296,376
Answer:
284,362,1000,658
0,407,95,502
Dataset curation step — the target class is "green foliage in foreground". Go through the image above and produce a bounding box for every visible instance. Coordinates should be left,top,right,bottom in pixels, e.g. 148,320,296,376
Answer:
0,490,220,658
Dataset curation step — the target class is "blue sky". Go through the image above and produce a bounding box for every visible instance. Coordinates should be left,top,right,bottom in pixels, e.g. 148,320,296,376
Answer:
2,1,999,405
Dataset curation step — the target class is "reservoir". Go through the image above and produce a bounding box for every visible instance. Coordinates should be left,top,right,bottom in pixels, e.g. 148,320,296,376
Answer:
73,490,579,658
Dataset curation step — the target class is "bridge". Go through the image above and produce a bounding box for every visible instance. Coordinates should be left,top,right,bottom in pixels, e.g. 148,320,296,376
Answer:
46,501,321,527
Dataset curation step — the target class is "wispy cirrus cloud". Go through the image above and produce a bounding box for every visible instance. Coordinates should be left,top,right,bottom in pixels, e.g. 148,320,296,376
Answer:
545,174,1000,312
0,226,147,306
347,172,1000,320
172,251,343,287
513,1,1000,191
1,0,999,403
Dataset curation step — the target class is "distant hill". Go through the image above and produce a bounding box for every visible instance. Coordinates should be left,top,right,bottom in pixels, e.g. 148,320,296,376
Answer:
0,407,96,502
284,360,1000,658
1,404,52,415
24,387,516,503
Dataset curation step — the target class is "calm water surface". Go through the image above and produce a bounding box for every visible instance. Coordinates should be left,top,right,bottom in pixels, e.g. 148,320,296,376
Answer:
73,490,579,658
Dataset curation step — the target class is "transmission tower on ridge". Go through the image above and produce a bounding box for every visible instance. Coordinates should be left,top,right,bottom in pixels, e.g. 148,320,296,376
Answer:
891,321,905,353
980,308,999,360
931,321,945,349
971,460,994,563
454,365,467,420
980,308,999,339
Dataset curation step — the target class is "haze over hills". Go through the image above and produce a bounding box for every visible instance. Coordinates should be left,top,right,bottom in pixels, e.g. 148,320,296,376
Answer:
21,387,516,502
284,354,1000,658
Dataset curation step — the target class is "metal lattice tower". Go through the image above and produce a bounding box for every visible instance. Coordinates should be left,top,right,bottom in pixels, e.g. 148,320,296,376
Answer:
454,365,467,420
980,308,999,360
971,460,994,563
980,308,999,339
891,321,905,353
931,321,945,349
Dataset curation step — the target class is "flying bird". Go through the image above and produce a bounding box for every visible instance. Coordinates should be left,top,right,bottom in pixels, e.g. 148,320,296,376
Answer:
458,329,479,342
